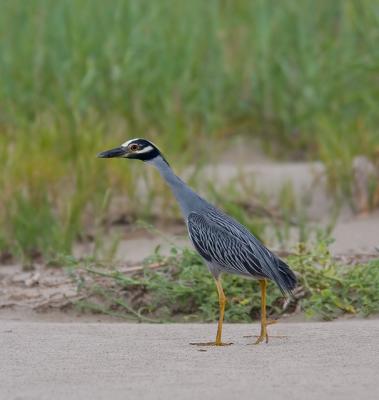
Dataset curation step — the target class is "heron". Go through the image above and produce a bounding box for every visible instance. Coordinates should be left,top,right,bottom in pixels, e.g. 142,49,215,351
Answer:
98,138,297,346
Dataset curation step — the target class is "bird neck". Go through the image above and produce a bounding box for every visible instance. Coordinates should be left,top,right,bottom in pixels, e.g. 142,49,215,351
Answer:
147,156,201,218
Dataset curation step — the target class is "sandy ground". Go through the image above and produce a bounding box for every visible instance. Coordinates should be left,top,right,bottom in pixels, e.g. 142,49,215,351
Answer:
0,320,378,400
330,212,379,254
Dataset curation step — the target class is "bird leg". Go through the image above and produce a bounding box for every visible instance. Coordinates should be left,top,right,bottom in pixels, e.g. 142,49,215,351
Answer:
214,277,230,345
253,279,275,344
190,277,233,347
244,279,285,341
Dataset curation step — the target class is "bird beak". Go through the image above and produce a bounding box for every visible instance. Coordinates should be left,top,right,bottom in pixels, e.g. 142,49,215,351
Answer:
97,146,127,158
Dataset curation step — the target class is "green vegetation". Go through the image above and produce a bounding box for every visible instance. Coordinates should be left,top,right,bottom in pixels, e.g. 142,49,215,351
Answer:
75,240,379,322
1,0,378,258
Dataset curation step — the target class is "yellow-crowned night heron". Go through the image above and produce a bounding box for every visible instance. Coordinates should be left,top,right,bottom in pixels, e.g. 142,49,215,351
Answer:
98,139,297,346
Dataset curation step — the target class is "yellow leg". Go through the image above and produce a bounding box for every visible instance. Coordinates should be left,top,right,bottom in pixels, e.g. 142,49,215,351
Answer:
190,277,232,347
254,279,277,344
215,278,226,345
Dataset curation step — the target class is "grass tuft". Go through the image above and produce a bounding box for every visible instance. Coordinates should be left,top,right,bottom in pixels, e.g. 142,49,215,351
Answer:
76,239,379,322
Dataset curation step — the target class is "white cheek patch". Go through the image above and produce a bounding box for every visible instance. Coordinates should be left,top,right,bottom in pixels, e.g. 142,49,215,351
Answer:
136,145,154,154
121,138,141,148
120,139,159,156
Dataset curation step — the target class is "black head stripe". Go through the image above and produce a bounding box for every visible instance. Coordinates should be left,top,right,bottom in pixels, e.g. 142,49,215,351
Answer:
128,147,160,161
126,138,169,164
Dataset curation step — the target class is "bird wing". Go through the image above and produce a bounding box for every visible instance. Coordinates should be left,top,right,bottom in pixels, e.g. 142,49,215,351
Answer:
187,212,266,278
187,210,297,294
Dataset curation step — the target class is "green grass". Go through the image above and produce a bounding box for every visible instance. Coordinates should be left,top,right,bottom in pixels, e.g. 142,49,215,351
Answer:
75,239,379,322
0,0,378,258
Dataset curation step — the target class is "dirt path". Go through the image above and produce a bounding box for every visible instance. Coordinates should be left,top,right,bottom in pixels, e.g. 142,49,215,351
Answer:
1,320,378,400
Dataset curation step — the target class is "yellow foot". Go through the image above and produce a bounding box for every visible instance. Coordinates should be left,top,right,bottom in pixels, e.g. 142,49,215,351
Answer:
189,341,233,347
244,335,287,339
245,320,282,345
254,333,268,344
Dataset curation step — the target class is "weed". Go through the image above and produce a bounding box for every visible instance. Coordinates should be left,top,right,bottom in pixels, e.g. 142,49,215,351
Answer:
77,240,379,322
288,239,379,319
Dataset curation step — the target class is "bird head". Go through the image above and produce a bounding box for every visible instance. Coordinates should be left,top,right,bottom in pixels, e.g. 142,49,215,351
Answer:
97,138,168,164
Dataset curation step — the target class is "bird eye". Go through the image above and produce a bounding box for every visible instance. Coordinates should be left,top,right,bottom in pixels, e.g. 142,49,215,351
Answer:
129,144,139,152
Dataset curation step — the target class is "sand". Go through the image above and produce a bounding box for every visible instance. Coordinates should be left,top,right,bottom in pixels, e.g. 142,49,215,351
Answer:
1,320,378,400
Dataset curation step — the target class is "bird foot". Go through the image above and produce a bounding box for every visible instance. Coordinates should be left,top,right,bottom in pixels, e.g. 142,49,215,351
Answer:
190,341,233,347
244,320,284,345
244,334,287,345
253,333,268,345
242,318,277,336
243,335,287,339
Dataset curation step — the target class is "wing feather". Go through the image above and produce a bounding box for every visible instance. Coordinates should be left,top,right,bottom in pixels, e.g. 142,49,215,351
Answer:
187,210,297,294
187,212,264,278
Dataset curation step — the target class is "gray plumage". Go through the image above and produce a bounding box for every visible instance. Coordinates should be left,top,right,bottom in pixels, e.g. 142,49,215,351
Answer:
148,154,296,294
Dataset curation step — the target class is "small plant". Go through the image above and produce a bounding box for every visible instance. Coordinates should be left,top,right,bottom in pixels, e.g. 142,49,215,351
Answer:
288,239,379,319
77,239,379,322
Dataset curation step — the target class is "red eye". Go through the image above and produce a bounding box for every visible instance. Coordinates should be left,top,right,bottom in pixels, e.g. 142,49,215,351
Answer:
129,144,139,152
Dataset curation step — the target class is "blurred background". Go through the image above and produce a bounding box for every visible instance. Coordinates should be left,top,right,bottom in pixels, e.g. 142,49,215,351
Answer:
2,5,379,392
1,0,379,264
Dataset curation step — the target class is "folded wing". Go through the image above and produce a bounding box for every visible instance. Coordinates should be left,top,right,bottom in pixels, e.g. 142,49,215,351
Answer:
187,211,296,294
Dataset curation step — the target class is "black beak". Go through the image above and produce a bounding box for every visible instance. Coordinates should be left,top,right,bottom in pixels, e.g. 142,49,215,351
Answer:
97,147,127,158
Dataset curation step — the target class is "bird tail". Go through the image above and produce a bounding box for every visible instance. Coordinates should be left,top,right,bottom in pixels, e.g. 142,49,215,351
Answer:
272,258,297,295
